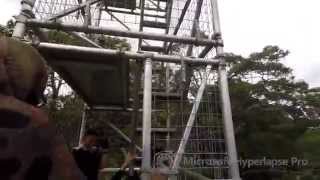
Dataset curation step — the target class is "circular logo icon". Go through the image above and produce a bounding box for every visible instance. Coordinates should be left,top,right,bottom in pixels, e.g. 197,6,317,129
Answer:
154,151,175,168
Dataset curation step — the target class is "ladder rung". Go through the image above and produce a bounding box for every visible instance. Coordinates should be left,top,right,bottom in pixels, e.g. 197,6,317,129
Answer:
144,7,166,12
141,45,164,52
139,92,181,100
136,128,177,133
143,20,167,29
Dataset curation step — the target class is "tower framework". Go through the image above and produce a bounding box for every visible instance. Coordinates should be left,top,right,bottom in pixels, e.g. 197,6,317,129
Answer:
13,0,241,179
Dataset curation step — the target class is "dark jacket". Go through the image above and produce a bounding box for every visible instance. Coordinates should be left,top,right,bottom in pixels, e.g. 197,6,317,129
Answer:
72,147,102,180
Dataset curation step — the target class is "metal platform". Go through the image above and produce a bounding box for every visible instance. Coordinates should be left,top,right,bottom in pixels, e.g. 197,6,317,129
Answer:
38,45,129,109
104,0,136,10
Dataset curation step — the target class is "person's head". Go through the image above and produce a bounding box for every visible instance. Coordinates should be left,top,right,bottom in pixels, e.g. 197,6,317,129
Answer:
81,129,99,148
0,36,47,105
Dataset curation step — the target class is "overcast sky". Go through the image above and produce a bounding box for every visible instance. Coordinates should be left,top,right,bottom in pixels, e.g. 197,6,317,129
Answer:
1,0,319,88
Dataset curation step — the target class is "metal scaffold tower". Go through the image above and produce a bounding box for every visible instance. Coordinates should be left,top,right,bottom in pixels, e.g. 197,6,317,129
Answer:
13,0,241,179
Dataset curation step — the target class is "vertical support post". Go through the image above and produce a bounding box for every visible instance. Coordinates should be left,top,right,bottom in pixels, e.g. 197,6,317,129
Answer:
165,64,171,150
186,0,204,56
219,65,241,180
163,0,173,50
128,61,143,175
138,0,146,50
13,0,37,39
141,58,153,180
210,0,241,179
165,0,192,53
183,0,203,97
94,2,103,27
79,105,87,146
84,0,91,27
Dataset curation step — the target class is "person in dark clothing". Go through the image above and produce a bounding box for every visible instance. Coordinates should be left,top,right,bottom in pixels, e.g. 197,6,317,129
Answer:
73,130,105,180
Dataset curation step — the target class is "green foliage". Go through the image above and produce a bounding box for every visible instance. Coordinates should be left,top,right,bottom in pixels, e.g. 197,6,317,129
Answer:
97,35,131,50
297,130,320,169
47,31,131,50
0,19,14,37
226,46,320,179
305,88,320,110
47,31,84,45
45,93,85,148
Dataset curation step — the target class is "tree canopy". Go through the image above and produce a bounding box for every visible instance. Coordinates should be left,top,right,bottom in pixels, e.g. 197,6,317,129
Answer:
225,46,319,179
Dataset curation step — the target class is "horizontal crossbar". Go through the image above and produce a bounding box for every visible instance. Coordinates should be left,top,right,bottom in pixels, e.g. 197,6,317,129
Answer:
26,20,218,47
34,42,220,66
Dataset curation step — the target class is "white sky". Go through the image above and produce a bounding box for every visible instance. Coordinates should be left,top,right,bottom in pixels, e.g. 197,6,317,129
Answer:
1,0,319,88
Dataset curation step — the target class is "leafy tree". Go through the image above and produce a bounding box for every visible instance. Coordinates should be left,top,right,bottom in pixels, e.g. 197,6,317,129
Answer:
296,129,320,180
304,88,320,120
0,19,14,36
45,92,85,147
223,46,320,179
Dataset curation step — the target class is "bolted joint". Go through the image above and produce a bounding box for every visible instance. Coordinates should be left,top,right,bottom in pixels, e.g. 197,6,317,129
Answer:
117,49,126,59
14,14,27,23
21,0,36,7
142,53,154,61
48,21,64,32
212,33,224,47
219,59,227,68
216,38,224,47
21,10,35,19
194,36,200,47
21,0,36,18
180,55,187,83
215,54,227,67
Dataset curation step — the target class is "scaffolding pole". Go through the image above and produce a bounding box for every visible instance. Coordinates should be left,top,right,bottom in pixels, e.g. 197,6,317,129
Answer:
35,42,220,66
138,0,146,50
48,0,101,21
26,20,218,46
165,0,192,53
78,105,87,146
210,0,241,179
128,61,143,175
107,122,143,152
104,9,151,46
183,0,204,97
141,58,153,180
186,0,204,56
105,8,165,19
69,32,103,48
